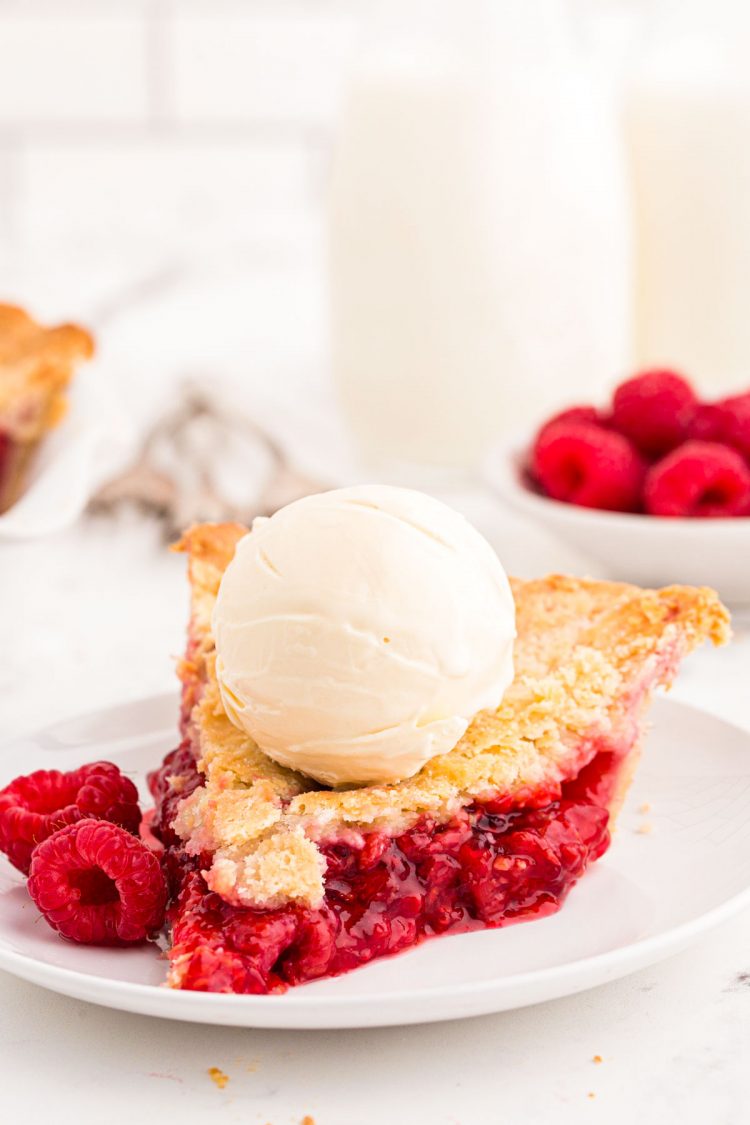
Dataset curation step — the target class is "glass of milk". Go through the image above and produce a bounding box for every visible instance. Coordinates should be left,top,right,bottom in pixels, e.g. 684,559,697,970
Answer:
625,0,750,394
328,0,632,471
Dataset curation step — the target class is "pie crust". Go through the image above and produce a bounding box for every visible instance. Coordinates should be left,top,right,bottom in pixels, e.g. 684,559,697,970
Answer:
0,304,94,512
149,521,729,992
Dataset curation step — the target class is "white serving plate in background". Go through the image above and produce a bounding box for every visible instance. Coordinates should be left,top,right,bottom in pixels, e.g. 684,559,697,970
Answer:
0,694,749,1028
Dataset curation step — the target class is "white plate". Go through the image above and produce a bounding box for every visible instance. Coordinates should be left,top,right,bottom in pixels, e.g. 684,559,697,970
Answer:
1,694,749,1028
0,364,132,541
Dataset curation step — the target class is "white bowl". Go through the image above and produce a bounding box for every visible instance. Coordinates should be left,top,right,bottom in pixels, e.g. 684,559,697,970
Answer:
485,443,750,606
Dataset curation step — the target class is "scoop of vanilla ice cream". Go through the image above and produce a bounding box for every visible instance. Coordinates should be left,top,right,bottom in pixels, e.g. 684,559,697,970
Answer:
213,485,516,787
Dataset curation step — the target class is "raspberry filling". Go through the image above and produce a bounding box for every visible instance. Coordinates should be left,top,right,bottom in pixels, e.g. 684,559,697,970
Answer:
0,431,10,481
150,746,618,994
0,430,16,508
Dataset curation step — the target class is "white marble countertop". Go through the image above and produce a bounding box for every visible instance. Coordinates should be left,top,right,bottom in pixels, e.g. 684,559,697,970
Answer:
1,248,749,1124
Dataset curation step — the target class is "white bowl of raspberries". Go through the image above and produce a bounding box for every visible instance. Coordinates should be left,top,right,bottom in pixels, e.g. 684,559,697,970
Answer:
487,369,750,604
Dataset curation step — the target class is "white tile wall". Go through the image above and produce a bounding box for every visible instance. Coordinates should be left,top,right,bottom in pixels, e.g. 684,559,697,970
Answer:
0,1,361,267
0,11,149,124
171,10,359,125
12,138,328,285
0,144,18,245
18,139,323,258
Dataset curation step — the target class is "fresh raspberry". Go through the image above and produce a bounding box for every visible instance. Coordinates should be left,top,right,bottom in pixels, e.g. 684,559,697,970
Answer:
689,402,727,444
535,405,604,442
0,762,141,874
532,424,645,512
28,819,167,945
644,441,750,518
611,369,697,457
716,392,750,460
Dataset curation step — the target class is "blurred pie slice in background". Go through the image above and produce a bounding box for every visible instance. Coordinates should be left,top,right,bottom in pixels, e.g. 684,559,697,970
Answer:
0,304,94,513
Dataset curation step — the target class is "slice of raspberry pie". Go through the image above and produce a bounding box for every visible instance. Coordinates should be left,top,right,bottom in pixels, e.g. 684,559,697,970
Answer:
149,521,729,994
0,304,94,513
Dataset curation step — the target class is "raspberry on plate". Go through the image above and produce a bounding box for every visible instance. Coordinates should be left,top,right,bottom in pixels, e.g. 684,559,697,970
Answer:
27,819,167,945
644,441,750,518
532,424,645,512
0,761,141,874
611,369,697,458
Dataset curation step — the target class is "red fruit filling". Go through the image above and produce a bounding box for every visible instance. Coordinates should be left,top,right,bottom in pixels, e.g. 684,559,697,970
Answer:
0,761,142,874
149,745,616,994
28,818,168,945
147,743,204,848
0,430,17,511
644,440,750,518
610,369,697,458
531,423,645,512
0,432,10,481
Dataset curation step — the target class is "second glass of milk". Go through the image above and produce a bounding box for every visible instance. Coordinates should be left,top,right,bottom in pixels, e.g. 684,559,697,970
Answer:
328,0,632,471
625,0,750,395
